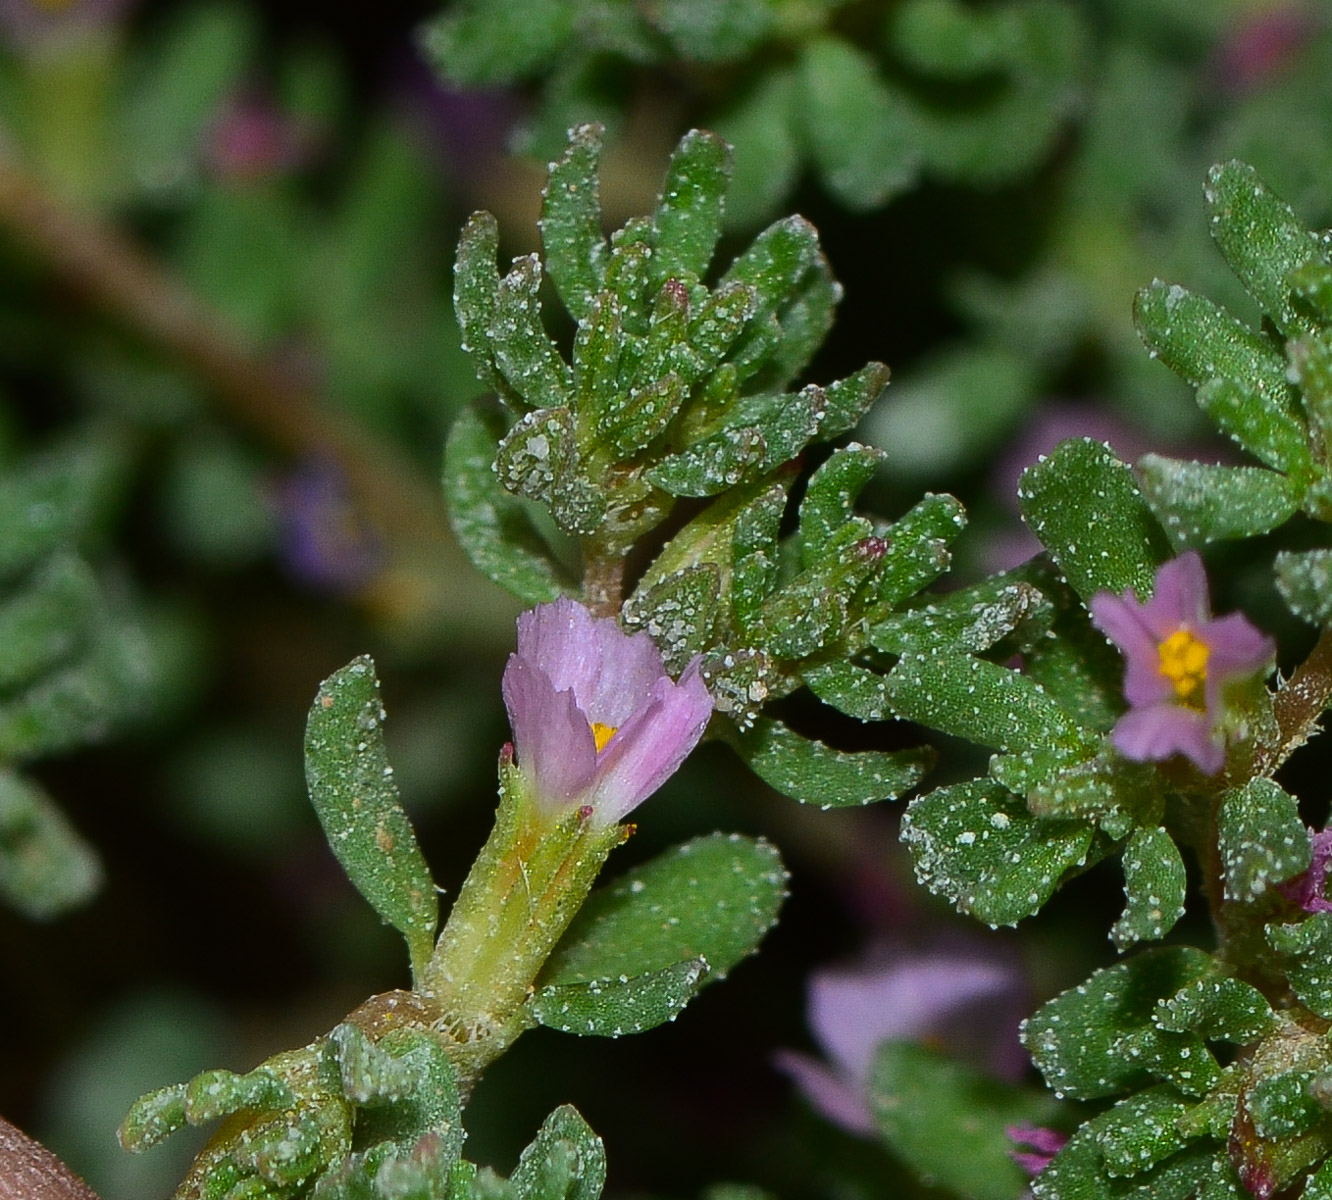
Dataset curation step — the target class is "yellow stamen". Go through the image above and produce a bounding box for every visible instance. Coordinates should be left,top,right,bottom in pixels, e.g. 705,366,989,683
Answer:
591,722,617,753
1158,628,1210,708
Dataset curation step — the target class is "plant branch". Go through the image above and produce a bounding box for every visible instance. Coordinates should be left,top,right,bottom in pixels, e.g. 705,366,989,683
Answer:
1261,627,1332,776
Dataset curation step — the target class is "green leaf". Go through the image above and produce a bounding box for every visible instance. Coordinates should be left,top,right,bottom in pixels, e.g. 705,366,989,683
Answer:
720,215,822,331
540,124,608,321
872,493,967,608
869,1042,1056,1200
509,1106,605,1200
649,0,773,62
885,650,1093,762
1195,377,1314,480
1268,912,1332,1020
1111,826,1187,951
542,833,787,987
119,1083,188,1152
1205,161,1328,339
599,373,687,459
531,958,708,1036
1275,549,1332,624
1289,330,1332,456
1248,1071,1323,1140
1095,1085,1192,1178
453,212,516,405
1137,456,1299,549
713,70,800,230
1022,946,1214,1101
647,426,766,497
1034,1118,1228,1200
1154,976,1277,1043
442,402,571,606
0,554,95,695
869,577,1051,656
492,255,575,411
420,0,574,86
304,657,439,982
184,1068,293,1125
796,37,919,210
732,716,932,808
799,443,885,568
1018,438,1170,604
493,407,605,535
902,779,1093,926
819,363,891,441
1134,281,1295,412
751,263,842,393
650,129,731,288
0,769,101,919
802,660,893,721
1217,778,1310,903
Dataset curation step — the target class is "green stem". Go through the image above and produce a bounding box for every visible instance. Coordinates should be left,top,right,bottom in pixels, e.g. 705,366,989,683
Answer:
419,752,624,1081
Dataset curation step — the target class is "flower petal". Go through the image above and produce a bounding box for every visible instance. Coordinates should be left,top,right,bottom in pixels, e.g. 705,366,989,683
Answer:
772,1051,875,1136
587,658,713,823
1143,550,1211,636
501,653,598,810
1090,591,1174,707
515,597,666,728
1204,611,1275,680
1113,702,1223,773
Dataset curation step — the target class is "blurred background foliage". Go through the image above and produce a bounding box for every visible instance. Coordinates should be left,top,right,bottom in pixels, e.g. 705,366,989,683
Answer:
0,0,1329,1197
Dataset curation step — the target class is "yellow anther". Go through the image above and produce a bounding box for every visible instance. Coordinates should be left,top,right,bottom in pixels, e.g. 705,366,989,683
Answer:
590,722,617,753
1158,628,1210,708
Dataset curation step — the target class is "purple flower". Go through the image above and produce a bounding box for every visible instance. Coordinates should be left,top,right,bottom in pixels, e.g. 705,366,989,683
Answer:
1007,1124,1067,1177
272,457,381,593
501,598,713,825
775,943,1027,1137
1089,552,1274,774
1279,828,1332,913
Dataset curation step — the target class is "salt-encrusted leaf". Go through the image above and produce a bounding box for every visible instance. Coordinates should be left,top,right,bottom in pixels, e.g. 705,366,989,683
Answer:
1020,604,1124,735
1111,826,1187,951
869,578,1051,656
650,129,730,289
686,283,756,382
1195,377,1314,479
754,264,842,392
0,770,101,920
1275,549,1332,624
1247,1071,1323,1141
0,555,96,692
598,372,687,459
1094,1085,1192,1178
605,233,653,336
542,834,786,987
495,406,605,535
119,1082,188,1152
574,290,623,424
630,277,693,393
1292,259,1332,321
674,384,826,486
1305,1154,1332,1200
1267,912,1332,1020
796,36,919,210
1205,160,1328,339
886,651,1094,766
1133,281,1294,411
798,443,885,568
1018,438,1169,605
1154,976,1277,1043
802,660,892,721
509,1106,605,1200
492,254,575,411
872,493,967,608
1290,329,1332,448
869,1042,1055,1200
540,123,608,321
620,564,719,673
647,425,766,497
453,212,516,406
901,780,1093,926
733,716,932,808
442,402,571,606
1021,946,1213,1101
719,214,822,331
1019,753,1159,839
531,958,708,1036
184,1068,292,1125
1137,456,1299,549
1217,778,1310,903
305,657,439,981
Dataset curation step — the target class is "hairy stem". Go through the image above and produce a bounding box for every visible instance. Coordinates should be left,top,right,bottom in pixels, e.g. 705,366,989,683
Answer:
1261,627,1332,776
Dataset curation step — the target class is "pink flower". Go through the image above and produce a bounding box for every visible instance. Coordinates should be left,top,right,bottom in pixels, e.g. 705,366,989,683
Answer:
501,598,713,825
1007,1124,1067,1177
775,943,1027,1137
1089,552,1274,774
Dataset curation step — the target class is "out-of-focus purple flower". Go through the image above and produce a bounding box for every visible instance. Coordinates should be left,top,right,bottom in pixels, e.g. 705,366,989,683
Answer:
273,457,381,593
501,598,713,826
1279,828,1332,913
1007,1124,1067,1177
1214,5,1321,94
1090,552,1274,774
775,943,1027,1137
206,92,312,183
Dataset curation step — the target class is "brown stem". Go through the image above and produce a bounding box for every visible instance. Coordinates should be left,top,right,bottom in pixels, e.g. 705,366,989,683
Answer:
0,149,455,557
582,550,625,618
1259,627,1332,776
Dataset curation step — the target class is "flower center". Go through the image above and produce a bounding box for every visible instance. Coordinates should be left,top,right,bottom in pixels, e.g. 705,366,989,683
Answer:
1158,628,1210,708
590,722,617,753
